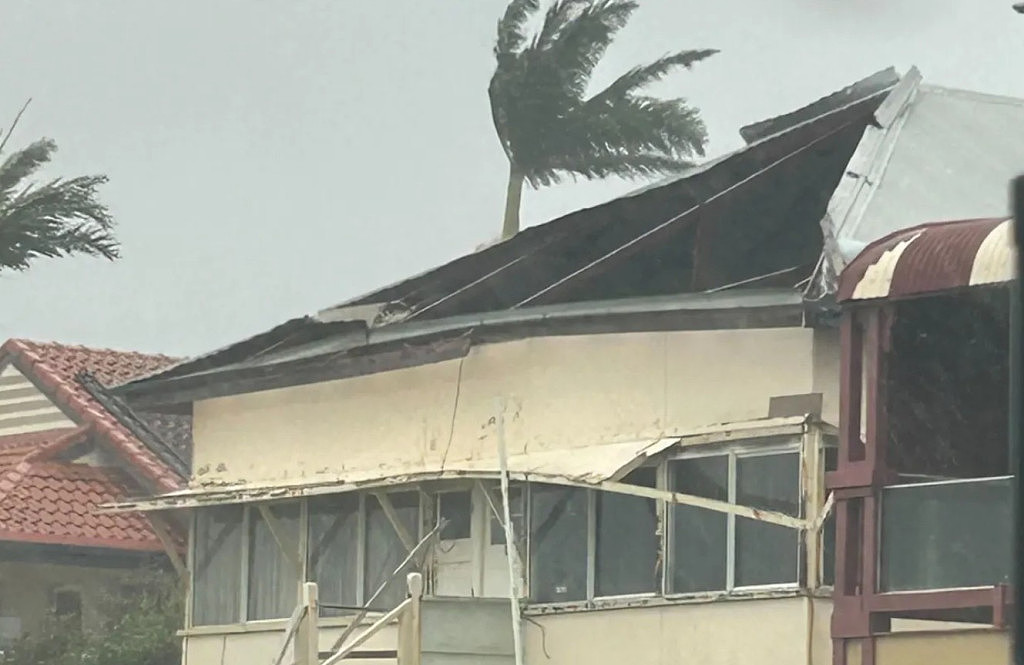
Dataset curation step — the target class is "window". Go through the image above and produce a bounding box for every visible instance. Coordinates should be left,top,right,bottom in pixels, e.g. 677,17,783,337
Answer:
595,467,658,596
438,491,472,541
308,494,361,615
669,456,728,593
248,503,301,620
365,492,420,609
528,469,659,604
734,454,800,586
668,448,801,594
307,492,423,614
192,505,243,626
529,485,588,603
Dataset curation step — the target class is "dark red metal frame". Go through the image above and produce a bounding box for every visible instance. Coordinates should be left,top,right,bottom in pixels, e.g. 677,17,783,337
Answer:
827,305,1012,665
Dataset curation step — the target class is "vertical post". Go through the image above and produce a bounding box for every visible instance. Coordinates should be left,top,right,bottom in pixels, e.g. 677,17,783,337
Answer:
296,583,319,665
398,572,423,665
1011,176,1024,665
496,398,525,665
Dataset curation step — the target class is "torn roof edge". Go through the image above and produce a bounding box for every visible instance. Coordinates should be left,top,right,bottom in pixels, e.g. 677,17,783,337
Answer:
739,66,901,145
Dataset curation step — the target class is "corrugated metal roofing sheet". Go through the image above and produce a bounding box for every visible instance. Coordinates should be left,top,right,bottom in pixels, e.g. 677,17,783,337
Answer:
821,74,1024,288
837,217,1013,302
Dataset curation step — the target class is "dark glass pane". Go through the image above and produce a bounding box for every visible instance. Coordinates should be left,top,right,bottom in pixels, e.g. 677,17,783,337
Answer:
438,491,472,541
308,494,360,615
248,503,301,620
596,467,658,596
193,505,243,625
669,456,728,593
822,510,836,587
529,485,588,603
735,453,800,587
825,445,839,472
880,477,1011,591
366,492,420,609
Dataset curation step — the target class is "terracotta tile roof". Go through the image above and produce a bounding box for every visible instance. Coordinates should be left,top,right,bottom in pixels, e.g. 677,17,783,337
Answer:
0,339,185,491
0,429,165,551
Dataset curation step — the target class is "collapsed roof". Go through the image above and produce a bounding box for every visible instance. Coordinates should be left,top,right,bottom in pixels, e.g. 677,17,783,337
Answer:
120,67,903,405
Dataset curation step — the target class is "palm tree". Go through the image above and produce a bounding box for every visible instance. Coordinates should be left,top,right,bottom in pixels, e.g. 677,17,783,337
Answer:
489,0,717,239
0,113,118,273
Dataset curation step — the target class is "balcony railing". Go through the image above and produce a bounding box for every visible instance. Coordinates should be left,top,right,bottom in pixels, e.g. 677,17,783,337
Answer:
880,475,1012,592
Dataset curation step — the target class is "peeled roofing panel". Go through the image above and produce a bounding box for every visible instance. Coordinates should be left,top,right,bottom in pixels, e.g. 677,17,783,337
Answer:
841,87,1024,249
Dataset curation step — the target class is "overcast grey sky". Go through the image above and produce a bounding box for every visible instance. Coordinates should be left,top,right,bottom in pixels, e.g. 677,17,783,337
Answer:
1,0,1021,356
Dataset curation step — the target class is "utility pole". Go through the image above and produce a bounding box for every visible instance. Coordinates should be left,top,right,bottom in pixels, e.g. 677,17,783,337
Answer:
1012,175,1024,665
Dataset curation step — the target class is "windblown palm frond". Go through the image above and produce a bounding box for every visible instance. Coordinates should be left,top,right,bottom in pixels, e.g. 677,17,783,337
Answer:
0,138,119,272
495,0,541,58
489,0,717,238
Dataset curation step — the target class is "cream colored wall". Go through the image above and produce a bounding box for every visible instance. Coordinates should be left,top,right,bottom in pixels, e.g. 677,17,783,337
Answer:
183,621,398,665
523,597,832,665
181,600,829,665
812,327,840,426
193,327,832,486
0,560,128,637
845,630,1010,665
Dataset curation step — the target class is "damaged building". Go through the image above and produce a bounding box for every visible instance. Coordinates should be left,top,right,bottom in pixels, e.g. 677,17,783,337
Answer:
107,67,1024,665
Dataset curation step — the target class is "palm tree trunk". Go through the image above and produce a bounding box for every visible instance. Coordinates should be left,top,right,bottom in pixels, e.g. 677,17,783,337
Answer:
501,165,525,240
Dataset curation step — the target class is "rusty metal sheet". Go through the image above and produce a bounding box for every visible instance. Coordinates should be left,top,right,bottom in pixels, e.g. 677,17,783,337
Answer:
838,217,1012,302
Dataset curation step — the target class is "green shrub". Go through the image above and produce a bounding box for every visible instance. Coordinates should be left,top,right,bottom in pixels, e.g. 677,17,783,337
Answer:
4,567,182,665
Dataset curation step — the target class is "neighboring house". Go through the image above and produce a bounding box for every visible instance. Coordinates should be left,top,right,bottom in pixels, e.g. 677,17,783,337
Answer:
831,217,1013,665
110,67,1024,665
0,339,190,647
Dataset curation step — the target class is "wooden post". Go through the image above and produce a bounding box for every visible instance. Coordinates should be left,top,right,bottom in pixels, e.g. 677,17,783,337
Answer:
296,583,319,665
496,398,525,665
398,572,423,665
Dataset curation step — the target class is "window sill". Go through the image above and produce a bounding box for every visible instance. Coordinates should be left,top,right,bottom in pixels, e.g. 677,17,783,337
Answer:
524,585,832,616
179,614,386,637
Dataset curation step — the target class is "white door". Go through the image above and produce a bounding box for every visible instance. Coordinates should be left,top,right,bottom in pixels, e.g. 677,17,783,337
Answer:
482,485,525,598
434,485,526,598
433,490,476,596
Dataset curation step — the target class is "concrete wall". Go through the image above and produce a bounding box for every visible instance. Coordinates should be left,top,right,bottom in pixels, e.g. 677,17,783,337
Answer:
192,327,835,486
0,560,130,640
845,630,1009,665
523,597,832,665
180,598,831,665
183,621,399,665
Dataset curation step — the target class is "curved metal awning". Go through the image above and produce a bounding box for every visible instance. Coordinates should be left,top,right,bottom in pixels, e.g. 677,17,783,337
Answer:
837,217,1013,303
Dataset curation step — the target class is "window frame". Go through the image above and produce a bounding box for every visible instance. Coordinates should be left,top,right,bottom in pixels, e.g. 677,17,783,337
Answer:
663,436,803,599
246,500,304,622
184,430,831,626
190,504,246,628
526,470,663,608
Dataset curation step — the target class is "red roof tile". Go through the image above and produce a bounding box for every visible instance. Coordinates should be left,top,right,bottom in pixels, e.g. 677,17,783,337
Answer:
0,429,166,551
0,340,184,491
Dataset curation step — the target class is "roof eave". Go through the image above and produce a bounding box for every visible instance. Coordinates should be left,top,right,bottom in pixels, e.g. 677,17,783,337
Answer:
117,289,809,409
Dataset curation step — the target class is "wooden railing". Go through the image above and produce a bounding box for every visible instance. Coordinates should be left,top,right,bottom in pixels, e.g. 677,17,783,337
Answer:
324,572,422,665
270,573,423,665
272,521,443,665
